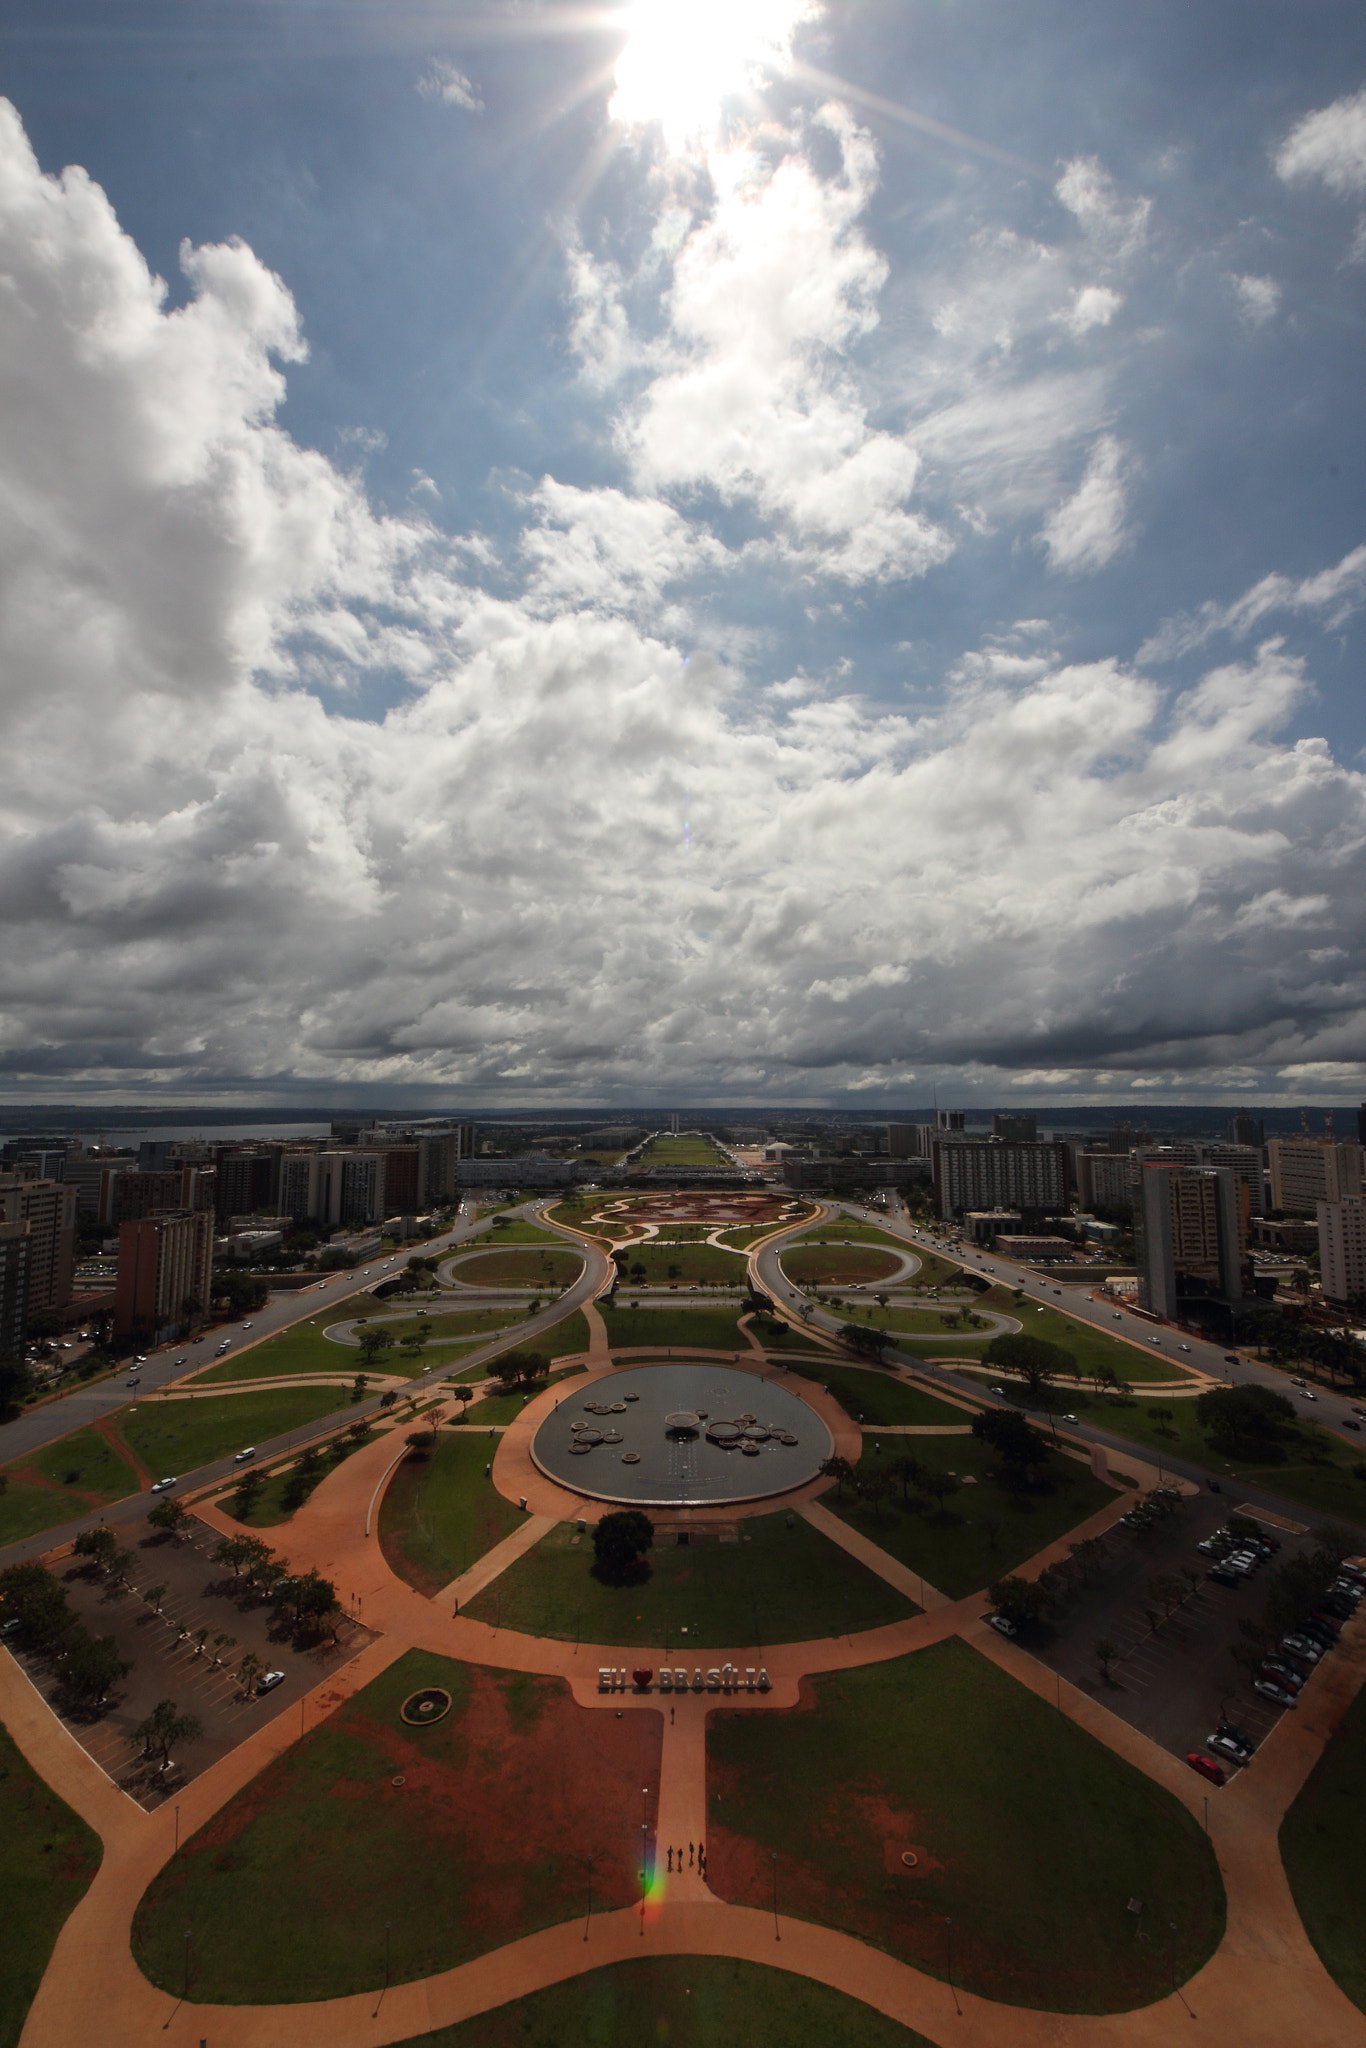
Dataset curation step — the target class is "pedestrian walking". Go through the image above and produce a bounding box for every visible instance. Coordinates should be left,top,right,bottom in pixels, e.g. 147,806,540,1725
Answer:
667,1846,673,1872
689,1842,694,1866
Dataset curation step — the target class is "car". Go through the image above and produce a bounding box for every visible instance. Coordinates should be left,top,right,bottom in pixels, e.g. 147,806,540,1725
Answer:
983,1613,1017,1636
1186,1751,1225,1786
1316,1597,1356,1623
1223,1354,1239,1365
243,1320,253,1328
1254,1679,1298,1708
1275,1648,1317,1681
1178,1342,1192,1352
1061,1412,1079,1425
135,1355,148,1364
256,1670,286,1695
1291,1376,1306,1387
1207,1565,1242,1587
1205,1732,1250,1766
233,1447,257,1464
1343,1419,1362,1431
990,1386,1007,1397
1303,1615,1341,1643
1148,1335,1162,1345
150,1476,177,1493
1259,1659,1305,1691
1198,1537,1227,1556
1353,1406,1366,1419
1301,1389,1317,1401
1338,1562,1366,1584
173,1357,187,1367
1215,1721,1255,1755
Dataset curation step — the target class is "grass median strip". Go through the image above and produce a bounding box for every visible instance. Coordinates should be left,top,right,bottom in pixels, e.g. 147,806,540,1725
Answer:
113,1383,355,1475
1281,1678,1366,2015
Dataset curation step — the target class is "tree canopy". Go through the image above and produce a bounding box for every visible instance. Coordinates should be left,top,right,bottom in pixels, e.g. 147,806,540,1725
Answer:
1195,1383,1297,1461
592,1509,654,1582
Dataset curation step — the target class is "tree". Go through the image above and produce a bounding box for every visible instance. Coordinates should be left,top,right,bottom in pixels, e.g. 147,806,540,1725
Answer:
984,1333,1075,1403
1094,1637,1118,1684
147,1498,189,1539
1147,1574,1186,1623
58,1630,132,1705
405,1429,437,1457
358,1328,391,1365
988,1575,1048,1628
818,1454,856,1500
131,1698,202,1773
230,1470,264,1520
72,1527,119,1573
889,1452,922,1501
350,1372,369,1402
142,1583,168,1614
212,1633,236,1667
592,1509,655,1582
192,1626,211,1658
237,1651,263,1696
0,1561,73,1645
379,1390,399,1411
1195,1384,1297,1461
971,1408,1050,1481
213,1270,270,1317
858,1468,894,1520
919,1470,961,1519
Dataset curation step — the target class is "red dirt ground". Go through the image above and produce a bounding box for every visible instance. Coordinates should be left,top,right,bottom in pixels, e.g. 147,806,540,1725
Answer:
142,1661,665,1990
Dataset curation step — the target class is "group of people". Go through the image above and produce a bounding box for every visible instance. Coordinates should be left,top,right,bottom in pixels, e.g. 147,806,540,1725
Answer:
664,1841,705,1876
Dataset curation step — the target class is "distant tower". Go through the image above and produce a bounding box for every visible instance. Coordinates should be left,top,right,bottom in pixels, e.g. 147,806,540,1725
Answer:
670,1112,680,1135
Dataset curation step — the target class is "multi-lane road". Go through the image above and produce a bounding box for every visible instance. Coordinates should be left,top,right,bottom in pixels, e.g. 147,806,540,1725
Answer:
0,1202,611,1567
753,1196,1365,1529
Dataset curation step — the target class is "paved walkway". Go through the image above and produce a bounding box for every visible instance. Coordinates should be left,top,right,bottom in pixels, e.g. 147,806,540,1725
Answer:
7,1251,1366,2048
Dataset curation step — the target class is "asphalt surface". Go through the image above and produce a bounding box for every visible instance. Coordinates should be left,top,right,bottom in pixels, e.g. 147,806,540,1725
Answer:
0,1201,610,1569
753,1197,1366,1538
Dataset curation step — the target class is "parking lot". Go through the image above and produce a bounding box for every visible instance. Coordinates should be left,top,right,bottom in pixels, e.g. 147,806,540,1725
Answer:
1031,1489,1320,1770
7,1516,374,1808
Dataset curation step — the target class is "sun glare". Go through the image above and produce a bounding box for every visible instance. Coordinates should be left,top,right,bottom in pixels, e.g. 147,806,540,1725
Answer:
611,0,817,149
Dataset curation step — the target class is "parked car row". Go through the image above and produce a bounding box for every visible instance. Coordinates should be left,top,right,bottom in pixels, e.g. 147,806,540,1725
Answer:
1119,1486,1182,1533
1192,1561,1364,1779
1202,1522,1280,1588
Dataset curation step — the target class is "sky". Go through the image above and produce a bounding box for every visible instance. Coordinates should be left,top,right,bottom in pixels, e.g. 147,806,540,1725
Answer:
0,0,1364,1111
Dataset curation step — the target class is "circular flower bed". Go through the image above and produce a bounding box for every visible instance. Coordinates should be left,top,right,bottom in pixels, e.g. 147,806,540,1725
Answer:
400,1686,453,1727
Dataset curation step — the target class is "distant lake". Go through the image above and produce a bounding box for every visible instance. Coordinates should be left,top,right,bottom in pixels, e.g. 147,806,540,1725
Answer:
0,1122,332,1146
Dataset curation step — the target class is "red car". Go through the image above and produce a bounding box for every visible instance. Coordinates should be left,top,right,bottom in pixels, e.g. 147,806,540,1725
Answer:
1186,1751,1225,1787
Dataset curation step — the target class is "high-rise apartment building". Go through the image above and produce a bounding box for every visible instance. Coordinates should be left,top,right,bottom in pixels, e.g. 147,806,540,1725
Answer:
1319,1198,1366,1306
0,1175,77,1318
1224,1111,1265,1149
113,1209,214,1342
1077,1152,1136,1212
0,1221,30,1356
1268,1139,1362,1216
932,1141,1070,1219
213,1148,279,1221
1136,1164,1244,1319
991,1112,1038,1143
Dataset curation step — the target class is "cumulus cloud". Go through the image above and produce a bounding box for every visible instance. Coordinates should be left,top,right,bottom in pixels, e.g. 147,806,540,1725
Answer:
1231,272,1280,324
1055,157,1151,256
1,99,1364,1101
1040,434,1132,574
1139,541,1366,662
576,109,952,585
417,61,484,112
1275,85,1366,196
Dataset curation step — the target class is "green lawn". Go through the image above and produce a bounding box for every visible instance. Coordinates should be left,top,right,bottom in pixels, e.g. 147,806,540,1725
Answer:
783,1360,972,1427
10,1425,143,1507
0,1478,103,1547
614,1243,746,1286
1281,1679,1366,2014
790,1220,916,1249
193,1294,387,1380
113,1384,354,1475
595,1306,751,1351
379,1430,528,1594
715,1224,791,1249
781,1245,906,1285
707,1639,1224,2012
1080,1392,1366,1525
477,1220,570,1245
462,1509,917,1646
825,1437,1116,1597
0,1719,103,2048
1011,1305,1202,1384
635,1135,730,1165
132,1648,655,2001
452,1248,584,1288
395,1958,934,2048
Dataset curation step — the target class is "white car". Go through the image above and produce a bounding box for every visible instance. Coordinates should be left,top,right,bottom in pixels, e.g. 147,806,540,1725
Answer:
256,1669,286,1695
150,1476,177,1493
984,1613,1017,1637
234,1446,257,1464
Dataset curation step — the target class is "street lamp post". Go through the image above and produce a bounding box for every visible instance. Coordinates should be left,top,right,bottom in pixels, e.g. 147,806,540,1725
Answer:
944,1916,960,2014
584,1856,594,1939
771,1851,780,1940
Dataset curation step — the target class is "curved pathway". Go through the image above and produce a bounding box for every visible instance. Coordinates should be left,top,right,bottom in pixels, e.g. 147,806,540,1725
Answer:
7,1336,1366,2048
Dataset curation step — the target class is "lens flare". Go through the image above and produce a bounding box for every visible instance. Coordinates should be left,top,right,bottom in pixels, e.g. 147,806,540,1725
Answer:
611,0,818,150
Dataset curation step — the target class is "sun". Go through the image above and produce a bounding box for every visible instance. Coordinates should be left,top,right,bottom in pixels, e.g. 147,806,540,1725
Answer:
610,0,817,150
